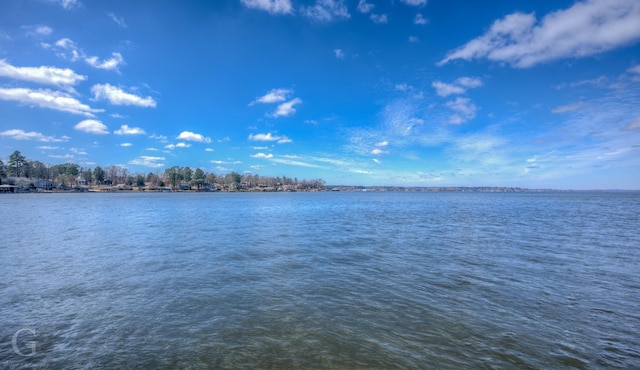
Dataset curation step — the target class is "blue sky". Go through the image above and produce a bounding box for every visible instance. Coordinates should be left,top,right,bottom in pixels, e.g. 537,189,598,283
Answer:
1,0,639,189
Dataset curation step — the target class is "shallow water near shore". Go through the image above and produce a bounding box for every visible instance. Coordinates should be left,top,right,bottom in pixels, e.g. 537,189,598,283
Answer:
1,191,639,368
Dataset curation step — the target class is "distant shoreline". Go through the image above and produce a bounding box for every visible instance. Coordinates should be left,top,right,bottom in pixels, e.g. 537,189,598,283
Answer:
2,184,638,194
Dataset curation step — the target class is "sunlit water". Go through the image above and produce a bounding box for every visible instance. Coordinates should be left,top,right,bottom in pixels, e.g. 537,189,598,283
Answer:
1,191,639,369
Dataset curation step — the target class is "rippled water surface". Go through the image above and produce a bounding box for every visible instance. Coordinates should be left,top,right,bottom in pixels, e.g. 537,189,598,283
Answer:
1,191,639,369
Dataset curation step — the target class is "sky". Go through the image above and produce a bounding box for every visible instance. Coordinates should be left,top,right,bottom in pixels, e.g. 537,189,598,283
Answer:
1,0,639,189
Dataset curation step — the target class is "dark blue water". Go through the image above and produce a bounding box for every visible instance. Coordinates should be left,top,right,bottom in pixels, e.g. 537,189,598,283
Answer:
1,192,639,369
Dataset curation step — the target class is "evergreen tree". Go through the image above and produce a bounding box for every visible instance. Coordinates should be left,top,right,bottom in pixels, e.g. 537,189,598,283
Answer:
8,150,26,177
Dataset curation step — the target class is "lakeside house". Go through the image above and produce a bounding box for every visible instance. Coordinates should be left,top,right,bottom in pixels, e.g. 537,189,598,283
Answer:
35,180,53,191
0,184,21,193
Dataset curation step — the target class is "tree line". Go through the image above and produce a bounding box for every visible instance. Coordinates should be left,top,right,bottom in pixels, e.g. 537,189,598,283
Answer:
0,150,326,191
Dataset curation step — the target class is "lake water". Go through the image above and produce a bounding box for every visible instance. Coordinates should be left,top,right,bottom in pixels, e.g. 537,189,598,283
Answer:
1,191,639,369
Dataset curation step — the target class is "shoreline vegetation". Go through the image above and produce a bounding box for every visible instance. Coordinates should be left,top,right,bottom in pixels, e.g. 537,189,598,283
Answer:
0,150,635,194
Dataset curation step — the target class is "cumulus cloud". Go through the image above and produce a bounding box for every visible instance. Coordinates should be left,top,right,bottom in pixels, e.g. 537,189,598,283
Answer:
241,0,293,15
24,25,53,36
249,132,292,143
400,0,427,6
432,77,482,97
432,81,465,97
119,142,133,147
85,52,125,71
251,88,291,105
0,87,102,116
446,97,477,124
129,156,165,168
438,0,640,68
370,13,388,24
334,49,345,59
43,38,125,71
0,129,68,142
177,131,211,143
272,97,302,117
114,124,146,135
302,0,350,22
75,119,109,134
0,59,86,86
414,13,428,25
164,142,192,150
91,83,156,107
251,152,274,159
357,0,374,13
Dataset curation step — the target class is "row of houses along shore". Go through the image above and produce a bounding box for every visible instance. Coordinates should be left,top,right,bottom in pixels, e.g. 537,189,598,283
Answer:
0,174,326,193
2,175,546,194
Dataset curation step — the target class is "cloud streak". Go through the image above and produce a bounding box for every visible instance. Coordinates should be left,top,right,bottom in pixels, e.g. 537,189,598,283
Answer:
439,0,640,68
0,87,102,116
0,59,86,86
0,129,69,142
91,83,156,107
241,0,293,15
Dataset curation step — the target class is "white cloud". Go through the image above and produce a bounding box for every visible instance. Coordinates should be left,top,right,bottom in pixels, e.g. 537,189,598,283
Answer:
370,14,388,24
446,97,477,124
91,83,156,107
0,129,68,142
408,35,419,43
432,77,482,97
45,0,80,10
622,117,640,130
249,132,292,143
60,0,80,9
45,38,82,61
37,146,61,150
357,0,374,13
114,124,146,135
24,25,53,36
414,13,428,25
272,97,302,117
439,0,640,68
0,59,86,86
302,0,350,22
129,156,165,168
241,0,293,15
251,88,291,105
432,81,465,97
400,0,427,6
75,119,109,134
334,49,345,59
108,12,127,28
44,38,125,72
456,77,483,88
85,52,124,71
119,142,133,147
177,131,211,143
552,102,583,113
0,87,102,116
252,152,274,159
205,148,214,152
49,153,74,159
164,142,192,150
